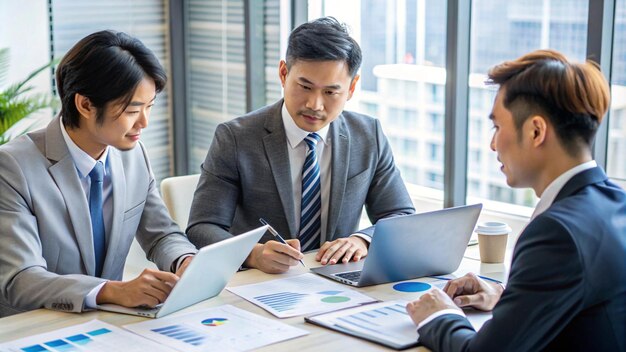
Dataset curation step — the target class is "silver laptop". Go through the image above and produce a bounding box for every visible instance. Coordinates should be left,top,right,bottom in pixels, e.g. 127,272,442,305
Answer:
311,204,482,287
98,225,267,318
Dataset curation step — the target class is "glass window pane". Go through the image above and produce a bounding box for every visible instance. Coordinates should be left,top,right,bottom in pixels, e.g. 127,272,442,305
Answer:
311,0,447,208
467,0,589,213
609,0,626,189
51,0,172,182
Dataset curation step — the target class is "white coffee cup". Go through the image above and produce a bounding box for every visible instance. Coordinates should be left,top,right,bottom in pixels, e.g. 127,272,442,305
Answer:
476,221,511,263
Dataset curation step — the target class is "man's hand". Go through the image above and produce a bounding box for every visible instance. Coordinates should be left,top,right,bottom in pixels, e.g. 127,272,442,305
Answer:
175,256,194,277
443,272,504,311
244,240,303,274
406,289,461,326
316,236,368,265
96,268,179,308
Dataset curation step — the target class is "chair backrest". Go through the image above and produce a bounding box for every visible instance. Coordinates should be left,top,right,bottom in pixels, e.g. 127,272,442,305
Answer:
160,174,200,229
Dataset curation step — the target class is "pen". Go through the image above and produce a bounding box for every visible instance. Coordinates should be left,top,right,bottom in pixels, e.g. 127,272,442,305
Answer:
259,218,307,268
428,275,502,284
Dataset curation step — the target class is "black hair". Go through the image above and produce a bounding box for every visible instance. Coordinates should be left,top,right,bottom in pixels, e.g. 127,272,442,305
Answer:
286,17,362,78
56,30,167,128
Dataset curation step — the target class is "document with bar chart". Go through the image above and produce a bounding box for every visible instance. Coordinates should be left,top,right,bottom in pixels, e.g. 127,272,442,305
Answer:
123,305,308,352
227,273,377,318
0,320,175,352
306,299,493,350
305,300,418,349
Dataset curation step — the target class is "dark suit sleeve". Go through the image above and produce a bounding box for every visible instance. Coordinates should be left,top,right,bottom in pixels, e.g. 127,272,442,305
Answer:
186,123,240,247
418,216,585,352
359,119,415,237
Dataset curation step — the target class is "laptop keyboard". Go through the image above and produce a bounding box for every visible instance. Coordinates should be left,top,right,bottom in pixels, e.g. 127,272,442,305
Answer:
333,270,362,282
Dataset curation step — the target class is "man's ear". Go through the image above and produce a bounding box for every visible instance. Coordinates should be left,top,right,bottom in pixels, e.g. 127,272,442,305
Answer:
74,93,96,120
278,60,288,88
347,74,360,100
528,115,548,147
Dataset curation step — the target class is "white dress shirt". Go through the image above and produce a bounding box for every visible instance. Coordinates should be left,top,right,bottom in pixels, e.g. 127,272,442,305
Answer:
60,118,111,308
281,104,332,244
530,160,597,220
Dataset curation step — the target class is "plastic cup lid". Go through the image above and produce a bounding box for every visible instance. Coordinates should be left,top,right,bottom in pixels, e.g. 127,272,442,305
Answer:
476,221,512,235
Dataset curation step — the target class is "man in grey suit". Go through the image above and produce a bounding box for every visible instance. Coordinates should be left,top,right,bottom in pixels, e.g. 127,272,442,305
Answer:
0,31,197,317
187,17,415,274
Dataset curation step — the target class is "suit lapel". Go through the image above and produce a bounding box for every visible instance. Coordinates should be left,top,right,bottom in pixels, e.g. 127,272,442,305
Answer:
554,166,607,203
326,115,349,241
262,101,298,237
45,118,95,275
103,149,126,277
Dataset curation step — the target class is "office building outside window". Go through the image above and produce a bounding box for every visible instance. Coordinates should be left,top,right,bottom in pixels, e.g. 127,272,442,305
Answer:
310,0,448,208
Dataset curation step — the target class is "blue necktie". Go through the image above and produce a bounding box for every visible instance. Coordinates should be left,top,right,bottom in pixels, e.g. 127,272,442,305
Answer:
89,162,106,277
299,133,322,251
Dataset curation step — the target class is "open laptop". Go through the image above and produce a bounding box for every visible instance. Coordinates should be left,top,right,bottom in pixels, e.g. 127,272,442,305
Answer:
311,204,482,287
98,225,267,318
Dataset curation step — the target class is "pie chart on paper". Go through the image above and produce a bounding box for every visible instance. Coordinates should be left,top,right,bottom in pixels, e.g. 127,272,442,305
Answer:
201,318,228,326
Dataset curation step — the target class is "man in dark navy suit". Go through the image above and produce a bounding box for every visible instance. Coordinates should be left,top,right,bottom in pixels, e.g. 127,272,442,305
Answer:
405,50,626,351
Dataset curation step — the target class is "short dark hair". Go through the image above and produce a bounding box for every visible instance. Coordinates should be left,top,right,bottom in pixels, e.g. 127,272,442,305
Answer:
286,17,362,78
56,30,167,128
487,49,609,156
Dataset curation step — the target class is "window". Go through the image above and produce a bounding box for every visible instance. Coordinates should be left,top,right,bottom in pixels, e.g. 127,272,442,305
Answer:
608,0,626,188
466,0,589,210
50,0,173,182
185,0,281,174
311,0,447,207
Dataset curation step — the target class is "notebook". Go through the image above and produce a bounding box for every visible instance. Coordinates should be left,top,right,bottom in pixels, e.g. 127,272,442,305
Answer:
311,204,482,287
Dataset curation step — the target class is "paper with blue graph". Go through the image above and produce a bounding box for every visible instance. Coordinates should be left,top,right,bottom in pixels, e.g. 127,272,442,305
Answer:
123,305,308,352
0,320,175,352
227,273,377,318
305,299,493,349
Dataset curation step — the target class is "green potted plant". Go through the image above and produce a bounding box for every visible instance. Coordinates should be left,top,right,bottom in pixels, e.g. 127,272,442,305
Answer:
0,48,57,145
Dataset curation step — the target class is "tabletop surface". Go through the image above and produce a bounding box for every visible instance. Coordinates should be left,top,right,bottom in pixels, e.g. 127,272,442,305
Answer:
0,244,509,351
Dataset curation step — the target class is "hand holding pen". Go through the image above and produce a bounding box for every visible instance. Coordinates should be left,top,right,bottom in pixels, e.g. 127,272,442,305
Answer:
259,218,307,268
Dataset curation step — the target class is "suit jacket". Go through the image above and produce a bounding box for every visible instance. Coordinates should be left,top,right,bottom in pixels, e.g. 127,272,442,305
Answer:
187,99,415,247
418,167,626,351
0,117,198,317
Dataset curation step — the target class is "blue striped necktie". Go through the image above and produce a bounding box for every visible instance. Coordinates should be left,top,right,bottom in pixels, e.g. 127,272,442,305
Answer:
299,133,322,251
89,162,106,277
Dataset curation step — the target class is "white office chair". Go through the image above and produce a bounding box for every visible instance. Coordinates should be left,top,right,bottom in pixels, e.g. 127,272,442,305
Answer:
125,174,200,278
160,174,200,230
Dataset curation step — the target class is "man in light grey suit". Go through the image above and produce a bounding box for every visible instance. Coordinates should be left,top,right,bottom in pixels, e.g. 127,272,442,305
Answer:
187,17,415,274
0,31,197,317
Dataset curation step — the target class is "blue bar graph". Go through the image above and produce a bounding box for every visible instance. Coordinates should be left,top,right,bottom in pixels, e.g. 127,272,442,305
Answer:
253,292,308,312
43,339,78,351
66,334,91,346
151,325,206,346
337,303,409,333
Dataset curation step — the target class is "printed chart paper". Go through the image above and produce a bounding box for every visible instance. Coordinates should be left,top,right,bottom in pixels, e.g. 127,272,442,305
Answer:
123,305,308,351
227,273,377,318
306,299,493,349
0,320,175,352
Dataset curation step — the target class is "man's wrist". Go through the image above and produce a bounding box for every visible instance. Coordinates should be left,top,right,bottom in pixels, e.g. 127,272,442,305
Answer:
350,233,371,245
243,243,262,269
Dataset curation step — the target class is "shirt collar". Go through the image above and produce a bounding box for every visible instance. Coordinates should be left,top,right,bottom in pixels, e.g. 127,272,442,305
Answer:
59,117,109,178
531,160,597,219
281,103,330,149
